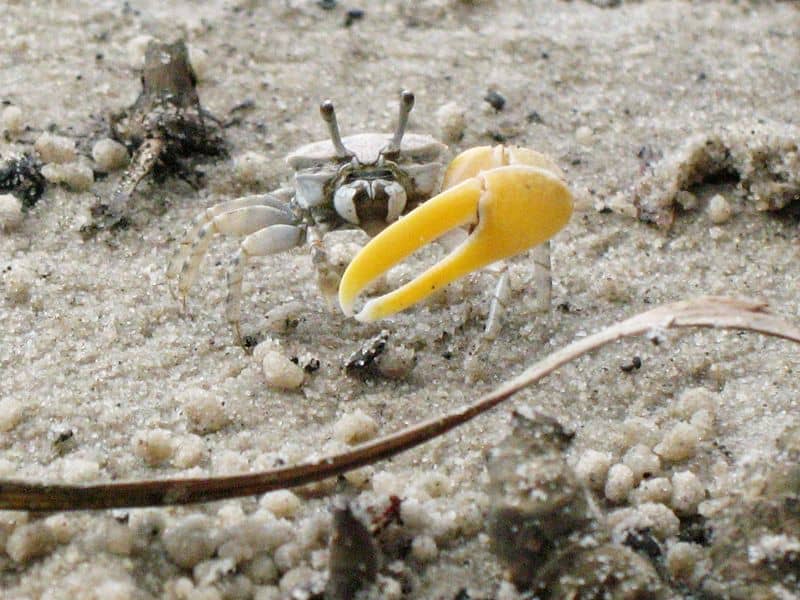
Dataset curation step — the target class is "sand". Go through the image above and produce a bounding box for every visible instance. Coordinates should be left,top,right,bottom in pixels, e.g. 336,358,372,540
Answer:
1,1,799,598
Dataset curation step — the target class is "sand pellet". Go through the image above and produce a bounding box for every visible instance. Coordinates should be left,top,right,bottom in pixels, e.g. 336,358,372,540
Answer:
333,410,379,445
0,194,23,231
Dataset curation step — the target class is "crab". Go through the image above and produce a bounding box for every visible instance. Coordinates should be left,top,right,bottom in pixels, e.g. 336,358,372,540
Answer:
167,91,573,345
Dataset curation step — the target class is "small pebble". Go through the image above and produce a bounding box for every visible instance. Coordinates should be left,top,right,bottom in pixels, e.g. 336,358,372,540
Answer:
132,428,175,466
100,519,134,555
259,491,302,519
92,138,129,172
162,515,217,569
260,349,305,390
333,410,379,445
574,449,613,490
6,522,57,563
410,535,438,562
0,398,24,432
622,444,661,483
250,519,294,553
636,502,680,539
665,541,705,583
342,465,373,489
631,477,672,505
0,511,28,550
3,263,35,304
654,422,700,462
670,471,705,515
173,434,206,468
44,514,74,545
234,151,272,186
435,101,467,143
181,388,231,434
707,194,732,224
243,554,279,585
0,193,23,231
1,105,24,135
279,566,316,595
376,344,416,380
484,90,506,111
673,387,717,419
194,557,236,587
575,125,593,145
217,502,246,528
399,498,434,532
605,463,635,503
609,503,679,541
42,162,94,192
273,541,303,572
35,132,77,163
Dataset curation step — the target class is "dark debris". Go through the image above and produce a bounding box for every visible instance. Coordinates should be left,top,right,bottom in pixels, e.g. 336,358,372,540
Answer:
345,331,388,379
344,8,365,27
86,39,226,236
0,153,46,208
483,90,506,111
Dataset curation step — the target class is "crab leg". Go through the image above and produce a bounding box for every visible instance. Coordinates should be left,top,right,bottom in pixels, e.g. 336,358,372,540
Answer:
532,241,552,312
484,266,511,341
338,146,573,322
226,224,304,344
166,192,293,293
175,204,297,301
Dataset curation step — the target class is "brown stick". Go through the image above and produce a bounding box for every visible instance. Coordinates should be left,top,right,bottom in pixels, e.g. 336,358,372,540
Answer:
2,296,798,511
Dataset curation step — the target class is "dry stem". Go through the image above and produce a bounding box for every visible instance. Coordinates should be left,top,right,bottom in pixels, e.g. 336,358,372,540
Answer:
1,296,798,511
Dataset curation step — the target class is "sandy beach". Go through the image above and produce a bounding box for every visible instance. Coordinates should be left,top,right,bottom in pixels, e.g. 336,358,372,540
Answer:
1,1,799,598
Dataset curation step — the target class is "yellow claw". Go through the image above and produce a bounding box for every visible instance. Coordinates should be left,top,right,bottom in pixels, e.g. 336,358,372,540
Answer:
443,145,564,188
338,145,573,322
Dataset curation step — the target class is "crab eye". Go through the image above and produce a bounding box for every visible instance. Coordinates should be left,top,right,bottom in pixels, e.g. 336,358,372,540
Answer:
334,182,366,224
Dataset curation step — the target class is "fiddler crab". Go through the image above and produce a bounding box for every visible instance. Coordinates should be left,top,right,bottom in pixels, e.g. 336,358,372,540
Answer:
167,91,573,345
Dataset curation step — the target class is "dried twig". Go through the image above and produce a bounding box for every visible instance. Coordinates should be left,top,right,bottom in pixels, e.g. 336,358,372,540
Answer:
1,296,798,512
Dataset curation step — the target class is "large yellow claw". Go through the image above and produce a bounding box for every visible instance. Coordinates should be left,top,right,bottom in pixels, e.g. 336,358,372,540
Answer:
338,145,573,322
442,145,564,188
